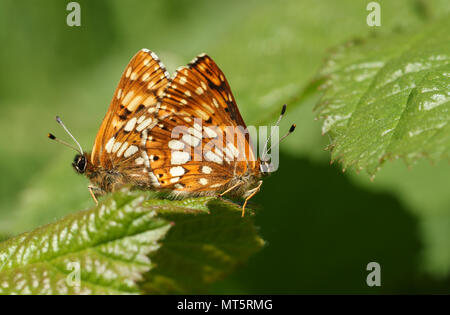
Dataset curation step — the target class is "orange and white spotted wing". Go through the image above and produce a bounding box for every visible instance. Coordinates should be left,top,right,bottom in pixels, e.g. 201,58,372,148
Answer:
90,49,170,168
91,51,259,193
140,54,260,192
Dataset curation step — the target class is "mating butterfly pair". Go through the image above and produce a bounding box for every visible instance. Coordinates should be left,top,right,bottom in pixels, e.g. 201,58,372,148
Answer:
49,49,294,216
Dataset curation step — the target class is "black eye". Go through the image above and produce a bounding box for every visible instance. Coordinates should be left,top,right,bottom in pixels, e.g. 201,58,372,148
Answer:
78,156,86,171
72,154,86,173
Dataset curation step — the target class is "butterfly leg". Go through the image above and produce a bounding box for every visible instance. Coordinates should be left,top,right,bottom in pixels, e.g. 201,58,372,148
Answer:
219,181,244,197
88,185,99,205
241,180,263,217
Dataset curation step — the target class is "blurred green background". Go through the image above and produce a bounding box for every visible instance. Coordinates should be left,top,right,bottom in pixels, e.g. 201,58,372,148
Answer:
0,0,449,293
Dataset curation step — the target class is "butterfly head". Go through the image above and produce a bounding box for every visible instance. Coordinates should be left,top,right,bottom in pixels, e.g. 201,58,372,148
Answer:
72,154,87,174
259,159,272,176
48,115,88,174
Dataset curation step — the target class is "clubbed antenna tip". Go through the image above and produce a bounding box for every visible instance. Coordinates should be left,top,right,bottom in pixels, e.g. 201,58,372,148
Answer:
289,124,296,133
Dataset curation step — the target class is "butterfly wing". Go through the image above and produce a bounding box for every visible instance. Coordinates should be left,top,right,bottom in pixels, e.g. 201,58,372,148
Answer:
138,54,259,192
91,51,259,194
90,49,170,168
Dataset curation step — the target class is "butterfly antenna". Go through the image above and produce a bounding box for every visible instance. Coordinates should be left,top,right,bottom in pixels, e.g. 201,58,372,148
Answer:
277,124,296,145
266,123,296,155
48,116,84,154
47,133,80,153
261,104,287,162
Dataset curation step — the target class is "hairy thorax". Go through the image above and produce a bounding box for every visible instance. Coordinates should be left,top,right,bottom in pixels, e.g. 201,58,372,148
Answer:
86,168,127,193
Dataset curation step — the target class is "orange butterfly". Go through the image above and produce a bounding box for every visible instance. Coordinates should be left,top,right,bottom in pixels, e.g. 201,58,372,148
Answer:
49,49,294,216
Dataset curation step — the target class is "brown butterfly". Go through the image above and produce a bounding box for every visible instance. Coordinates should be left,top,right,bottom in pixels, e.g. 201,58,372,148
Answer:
49,49,294,216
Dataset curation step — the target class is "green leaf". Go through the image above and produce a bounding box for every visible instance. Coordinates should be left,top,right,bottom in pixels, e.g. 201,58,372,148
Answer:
0,191,263,294
316,16,450,175
140,198,264,294
0,191,171,294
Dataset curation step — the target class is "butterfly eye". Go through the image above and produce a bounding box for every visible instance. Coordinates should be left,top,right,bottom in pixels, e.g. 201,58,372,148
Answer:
72,154,87,173
260,160,272,175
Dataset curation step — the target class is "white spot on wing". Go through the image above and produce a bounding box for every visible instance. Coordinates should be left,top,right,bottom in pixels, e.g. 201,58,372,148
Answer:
136,118,152,132
205,151,222,164
137,115,146,124
201,166,212,174
124,117,137,132
124,145,138,158
127,95,143,111
194,123,202,132
105,137,115,153
224,146,234,161
168,140,185,150
143,95,156,106
126,67,132,78
189,126,202,138
140,129,148,147
195,108,209,120
112,141,122,154
122,91,134,105
117,142,129,157
203,126,218,138
227,142,240,158
171,151,190,165
149,171,160,187
142,151,150,168
182,134,201,147
135,157,144,165
142,73,150,82
170,166,185,177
